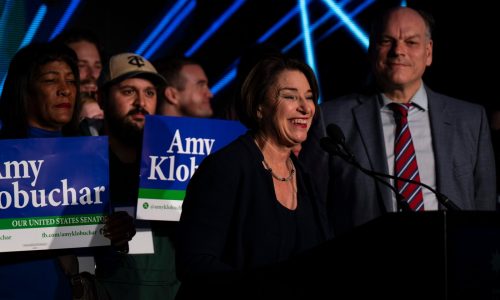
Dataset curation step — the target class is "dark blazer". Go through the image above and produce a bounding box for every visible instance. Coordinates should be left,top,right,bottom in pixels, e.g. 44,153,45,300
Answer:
176,132,328,296
301,87,496,235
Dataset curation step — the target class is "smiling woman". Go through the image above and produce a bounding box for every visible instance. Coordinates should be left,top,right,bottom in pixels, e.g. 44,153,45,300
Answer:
176,55,328,299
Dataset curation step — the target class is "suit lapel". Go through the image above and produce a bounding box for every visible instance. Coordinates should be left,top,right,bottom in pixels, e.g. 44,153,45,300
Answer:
427,88,454,199
353,95,394,211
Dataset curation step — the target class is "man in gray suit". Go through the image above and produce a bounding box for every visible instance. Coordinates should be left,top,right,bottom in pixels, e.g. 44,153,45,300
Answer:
302,6,496,236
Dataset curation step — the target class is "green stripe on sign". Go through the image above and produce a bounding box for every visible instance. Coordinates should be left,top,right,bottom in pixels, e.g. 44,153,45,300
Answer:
0,214,105,230
138,188,185,200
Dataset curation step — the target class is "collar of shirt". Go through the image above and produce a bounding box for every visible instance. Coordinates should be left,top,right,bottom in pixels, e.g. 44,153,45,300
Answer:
378,82,428,113
28,126,63,138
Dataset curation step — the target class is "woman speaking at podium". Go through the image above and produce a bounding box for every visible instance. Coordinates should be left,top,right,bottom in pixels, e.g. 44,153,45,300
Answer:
176,55,329,299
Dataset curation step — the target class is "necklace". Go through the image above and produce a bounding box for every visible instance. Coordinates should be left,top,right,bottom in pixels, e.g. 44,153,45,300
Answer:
262,158,295,182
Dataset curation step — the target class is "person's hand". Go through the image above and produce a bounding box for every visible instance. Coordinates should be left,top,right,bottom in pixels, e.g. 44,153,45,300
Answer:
102,211,136,249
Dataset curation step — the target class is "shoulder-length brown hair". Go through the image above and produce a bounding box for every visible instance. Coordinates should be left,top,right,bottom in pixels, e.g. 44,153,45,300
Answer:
237,55,319,132
0,42,81,138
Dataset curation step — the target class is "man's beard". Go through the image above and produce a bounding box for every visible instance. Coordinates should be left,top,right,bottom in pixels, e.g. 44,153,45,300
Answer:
107,107,149,147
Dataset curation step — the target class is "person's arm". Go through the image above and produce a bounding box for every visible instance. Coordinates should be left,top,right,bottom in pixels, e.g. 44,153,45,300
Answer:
176,153,240,281
473,107,497,210
102,211,135,252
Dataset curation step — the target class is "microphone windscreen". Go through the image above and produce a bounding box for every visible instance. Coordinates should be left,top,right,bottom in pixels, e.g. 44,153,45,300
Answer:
319,137,338,155
326,123,345,144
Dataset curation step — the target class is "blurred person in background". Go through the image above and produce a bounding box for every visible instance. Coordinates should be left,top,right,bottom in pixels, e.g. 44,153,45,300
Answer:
155,57,213,118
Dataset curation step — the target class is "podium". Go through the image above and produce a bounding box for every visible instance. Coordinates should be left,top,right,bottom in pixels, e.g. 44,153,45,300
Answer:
289,211,500,299
176,211,500,299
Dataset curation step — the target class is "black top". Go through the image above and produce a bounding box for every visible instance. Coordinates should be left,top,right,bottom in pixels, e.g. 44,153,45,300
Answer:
176,132,328,290
94,148,180,296
108,150,140,207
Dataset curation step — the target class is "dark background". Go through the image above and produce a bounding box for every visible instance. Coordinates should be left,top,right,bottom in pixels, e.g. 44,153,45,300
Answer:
1,0,496,112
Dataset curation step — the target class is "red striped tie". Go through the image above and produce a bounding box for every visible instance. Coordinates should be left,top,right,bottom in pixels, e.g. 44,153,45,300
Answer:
389,103,424,211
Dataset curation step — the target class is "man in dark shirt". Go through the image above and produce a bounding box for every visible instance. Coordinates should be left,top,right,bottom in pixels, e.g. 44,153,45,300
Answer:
95,52,180,299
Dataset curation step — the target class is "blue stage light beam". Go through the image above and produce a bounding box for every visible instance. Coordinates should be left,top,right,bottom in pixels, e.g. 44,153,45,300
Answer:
0,75,6,95
143,0,196,59
257,6,299,44
210,57,242,96
212,0,324,96
212,0,360,96
211,68,237,95
401,0,407,7
19,4,47,49
185,0,246,57
320,0,369,49
316,0,374,47
214,2,314,95
0,0,14,45
299,0,317,74
0,71,6,94
49,0,81,40
282,0,350,53
135,0,190,55
257,0,313,44
0,0,15,95
299,0,321,103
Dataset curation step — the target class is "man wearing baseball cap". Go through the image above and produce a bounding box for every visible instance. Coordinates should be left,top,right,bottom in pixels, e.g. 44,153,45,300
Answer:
94,53,180,299
100,53,166,145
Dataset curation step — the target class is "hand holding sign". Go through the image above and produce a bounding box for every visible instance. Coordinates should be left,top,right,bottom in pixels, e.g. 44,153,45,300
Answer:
102,211,135,252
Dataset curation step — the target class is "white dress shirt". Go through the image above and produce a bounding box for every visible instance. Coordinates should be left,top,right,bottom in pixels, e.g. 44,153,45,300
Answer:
380,83,438,211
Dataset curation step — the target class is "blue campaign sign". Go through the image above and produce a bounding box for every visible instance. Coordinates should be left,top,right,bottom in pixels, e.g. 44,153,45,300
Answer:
0,136,109,220
137,115,246,221
0,136,111,252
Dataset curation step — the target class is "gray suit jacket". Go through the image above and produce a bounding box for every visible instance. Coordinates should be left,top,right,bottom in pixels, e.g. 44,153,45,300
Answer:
301,87,496,236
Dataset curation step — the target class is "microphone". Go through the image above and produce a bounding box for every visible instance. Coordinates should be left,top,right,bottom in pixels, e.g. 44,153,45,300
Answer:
319,135,355,164
320,136,411,212
326,123,345,144
323,123,461,211
325,123,355,163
